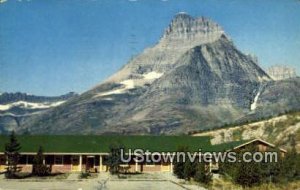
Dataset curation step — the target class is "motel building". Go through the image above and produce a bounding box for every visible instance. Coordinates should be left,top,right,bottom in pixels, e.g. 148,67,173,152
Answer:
0,136,286,174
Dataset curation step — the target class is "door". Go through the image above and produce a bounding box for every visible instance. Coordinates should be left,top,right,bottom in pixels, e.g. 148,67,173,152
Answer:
0,156,6,172
161,162,170,172
86,157,95,171
71,156,80,172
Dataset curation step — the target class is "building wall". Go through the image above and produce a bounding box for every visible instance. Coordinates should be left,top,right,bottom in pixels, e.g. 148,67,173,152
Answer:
18,165,32,173
258,143,268,152
51,164,72,173
142,164,162,172
0,154,172,173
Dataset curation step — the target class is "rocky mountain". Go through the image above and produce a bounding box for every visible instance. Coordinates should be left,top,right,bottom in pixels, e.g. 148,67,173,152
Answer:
12,13,300,135
267,65,297,80
0,92,77,134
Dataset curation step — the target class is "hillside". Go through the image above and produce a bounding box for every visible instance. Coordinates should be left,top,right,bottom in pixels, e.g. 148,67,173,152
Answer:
193,111,300,152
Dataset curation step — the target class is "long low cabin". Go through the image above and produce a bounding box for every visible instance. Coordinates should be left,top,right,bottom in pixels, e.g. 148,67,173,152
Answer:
0,136,287,174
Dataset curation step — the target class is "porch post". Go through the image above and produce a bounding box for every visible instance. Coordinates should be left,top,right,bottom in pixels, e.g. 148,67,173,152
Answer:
209,160,212,173
135,158,138,172
79,155,82,172
99,155,103,172
170,159,173,173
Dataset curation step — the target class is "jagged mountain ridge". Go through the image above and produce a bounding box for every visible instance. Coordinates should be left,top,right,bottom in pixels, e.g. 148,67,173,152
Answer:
0,92,77,104
267,65,297,81
13,13,300,135
0,92,78,134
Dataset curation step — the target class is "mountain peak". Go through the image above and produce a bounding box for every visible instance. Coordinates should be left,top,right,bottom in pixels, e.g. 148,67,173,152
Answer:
161,13,225,46
172,12,193,21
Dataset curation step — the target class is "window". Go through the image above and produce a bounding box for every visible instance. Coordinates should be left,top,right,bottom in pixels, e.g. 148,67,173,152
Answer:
19,155,27,165
71,156,79,165
0,156,6,165
27,156,34,165
54,156,64,165
19,155,34,165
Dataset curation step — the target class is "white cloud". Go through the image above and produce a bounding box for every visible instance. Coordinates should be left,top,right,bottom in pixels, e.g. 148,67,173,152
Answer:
0,0,7,4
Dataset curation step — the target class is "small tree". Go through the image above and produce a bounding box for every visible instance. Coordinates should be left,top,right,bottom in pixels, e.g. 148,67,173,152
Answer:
194,162,212,185
4,131,21,178
283,135,298,180
260,149,285,184
234,145,263,187
183,159,196,180
235,159,263,187
219,156,237,179
106,143,125,175
32,146,50,176
173,146,189,179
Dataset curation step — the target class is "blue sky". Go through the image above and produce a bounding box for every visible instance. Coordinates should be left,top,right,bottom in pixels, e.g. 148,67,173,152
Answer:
0,0,299,96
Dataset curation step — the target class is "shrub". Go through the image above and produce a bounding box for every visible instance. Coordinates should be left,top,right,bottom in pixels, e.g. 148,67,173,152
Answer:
80,172,91,179
194,162,212,184
183,159,196,181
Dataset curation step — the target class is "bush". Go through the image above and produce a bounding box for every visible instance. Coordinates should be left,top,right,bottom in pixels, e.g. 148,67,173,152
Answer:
183,160,196,181
80,172,91,179
33,165,51,177
194,162,212,185
234,159,263,187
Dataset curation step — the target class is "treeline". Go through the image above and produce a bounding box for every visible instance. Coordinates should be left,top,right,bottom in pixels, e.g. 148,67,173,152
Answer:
219,143,300,187
173,137,300,188
223,137,300,187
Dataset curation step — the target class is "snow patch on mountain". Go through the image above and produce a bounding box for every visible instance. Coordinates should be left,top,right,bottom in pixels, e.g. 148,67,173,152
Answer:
95,79,135,97
142,71,163,80
120,79,135,89
0,101,66,111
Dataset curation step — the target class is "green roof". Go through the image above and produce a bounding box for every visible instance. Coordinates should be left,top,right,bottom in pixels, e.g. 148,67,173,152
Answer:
0,135,256,154
210,140,250,152
0,135,215,153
